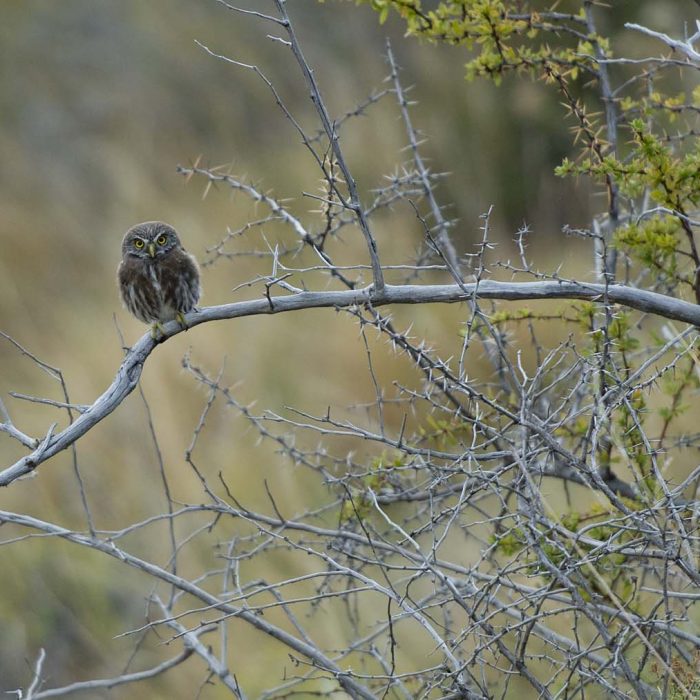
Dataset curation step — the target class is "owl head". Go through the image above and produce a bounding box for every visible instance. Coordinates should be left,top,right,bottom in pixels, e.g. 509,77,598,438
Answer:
121,221,181,260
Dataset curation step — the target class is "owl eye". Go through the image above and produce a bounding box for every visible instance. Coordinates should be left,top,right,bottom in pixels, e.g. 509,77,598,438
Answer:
156,235,168,246
134,239,145,249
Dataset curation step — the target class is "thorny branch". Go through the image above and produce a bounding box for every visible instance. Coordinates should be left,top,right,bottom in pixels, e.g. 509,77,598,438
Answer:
3,280,700,488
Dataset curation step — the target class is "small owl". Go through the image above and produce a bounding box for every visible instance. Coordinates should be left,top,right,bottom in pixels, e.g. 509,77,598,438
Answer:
118,221,201,336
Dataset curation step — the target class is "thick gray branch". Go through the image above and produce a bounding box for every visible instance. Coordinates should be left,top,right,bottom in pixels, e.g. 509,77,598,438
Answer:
1,280,698,487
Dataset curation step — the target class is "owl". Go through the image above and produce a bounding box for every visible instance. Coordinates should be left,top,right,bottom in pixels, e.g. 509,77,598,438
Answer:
118,221,201,336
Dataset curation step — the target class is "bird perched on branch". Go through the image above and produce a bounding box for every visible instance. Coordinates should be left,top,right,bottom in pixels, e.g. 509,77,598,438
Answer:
118,221,201,338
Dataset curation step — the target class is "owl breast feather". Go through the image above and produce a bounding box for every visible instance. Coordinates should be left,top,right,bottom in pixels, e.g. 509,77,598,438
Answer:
118,250,200,324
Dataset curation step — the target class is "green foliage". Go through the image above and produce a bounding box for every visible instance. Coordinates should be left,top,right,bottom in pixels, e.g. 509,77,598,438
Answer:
353,1,596,83
563,119,700,212
339,453,402,523
561,118,700,298
489,306,535,324
418,413,472,448
615,216,681,283
572,301,596,327
491,526,526,556
589,311,640,353
495,504,641,608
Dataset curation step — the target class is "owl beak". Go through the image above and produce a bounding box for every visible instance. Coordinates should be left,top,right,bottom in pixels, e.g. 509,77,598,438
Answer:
147,242,156,258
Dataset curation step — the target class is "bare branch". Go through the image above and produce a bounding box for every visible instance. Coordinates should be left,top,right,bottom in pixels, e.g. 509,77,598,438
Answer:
625,21,700,63
2,280,699,487
272,0,385,294
32,649,193,698
0,509,379,700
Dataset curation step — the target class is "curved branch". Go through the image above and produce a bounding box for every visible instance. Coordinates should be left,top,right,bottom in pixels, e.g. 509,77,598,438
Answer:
1,280,698,487
32,649,193,698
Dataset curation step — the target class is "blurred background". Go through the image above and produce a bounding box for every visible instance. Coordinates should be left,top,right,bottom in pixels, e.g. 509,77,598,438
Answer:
0,1,696,696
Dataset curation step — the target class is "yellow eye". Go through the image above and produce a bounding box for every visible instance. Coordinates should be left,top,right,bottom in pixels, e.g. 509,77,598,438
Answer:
156,235,167,246
134,239,144,249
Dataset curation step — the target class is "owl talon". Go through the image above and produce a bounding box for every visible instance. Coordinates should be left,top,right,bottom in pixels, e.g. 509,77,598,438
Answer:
150,322,166,340
176,312,188,329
